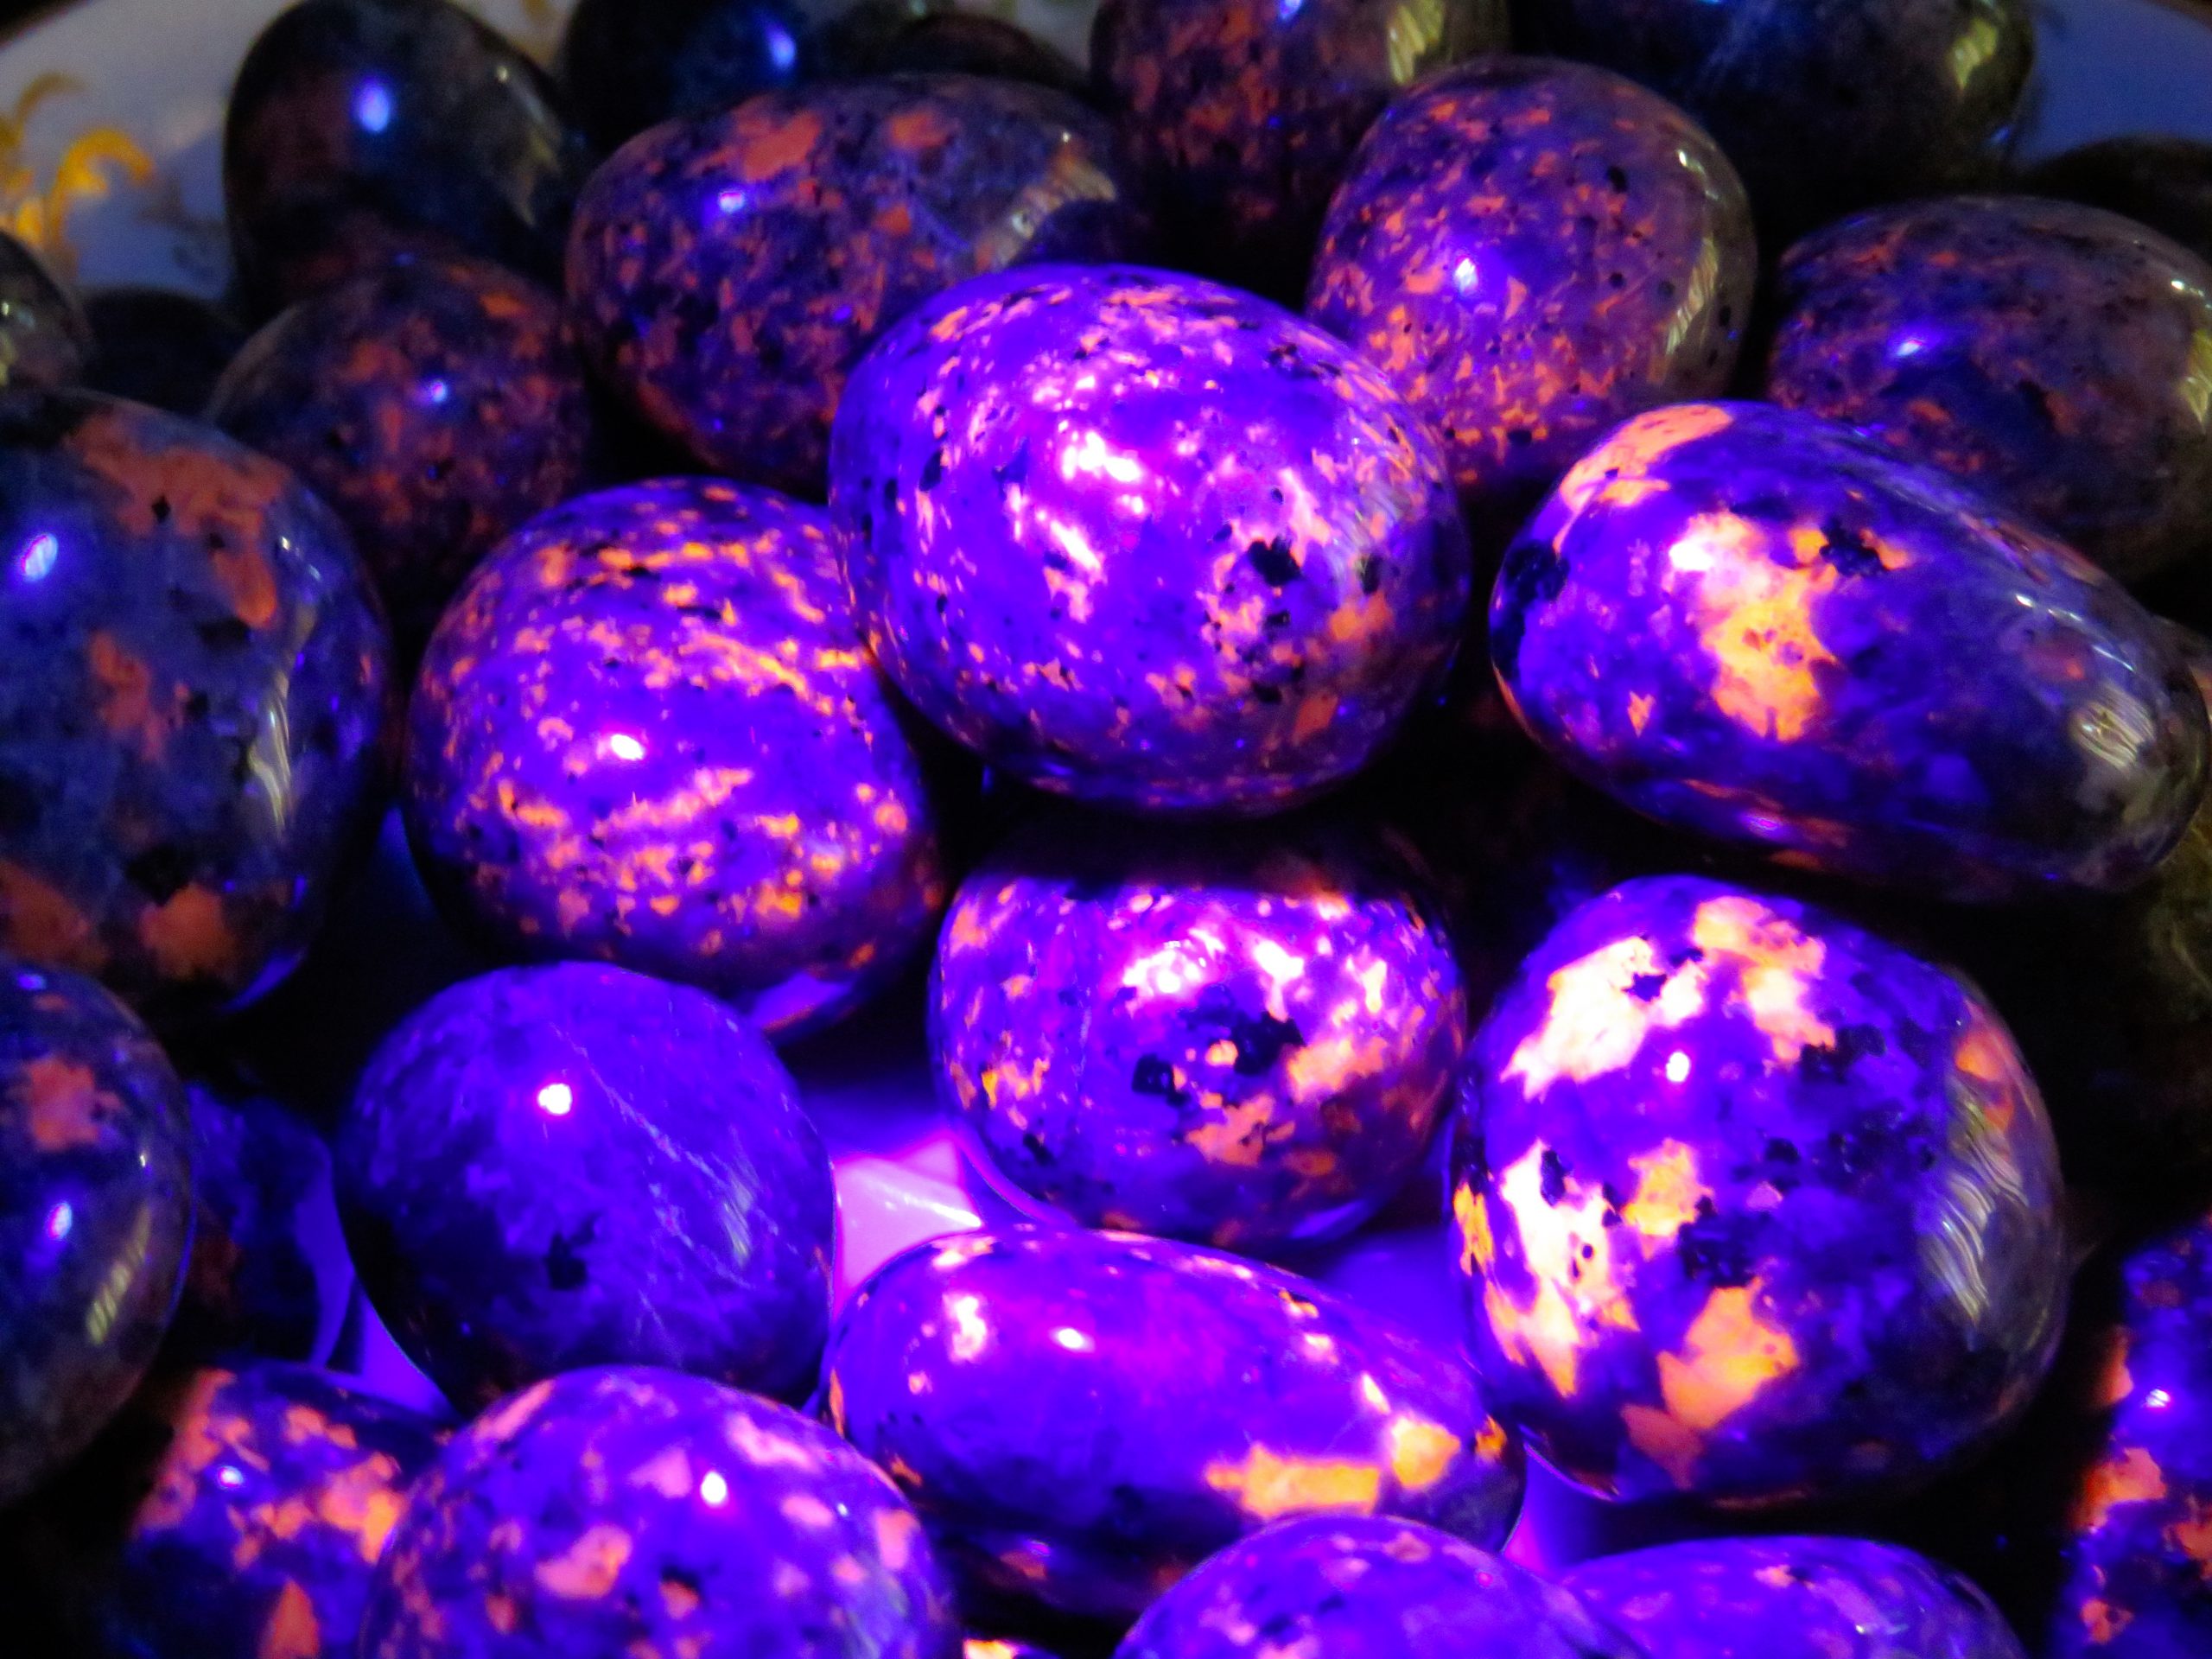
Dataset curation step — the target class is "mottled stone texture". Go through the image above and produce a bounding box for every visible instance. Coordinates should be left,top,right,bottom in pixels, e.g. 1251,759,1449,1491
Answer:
0,232,90,392
1452,874,2067,1507
337,963,835,1409
1491,401,2208,901
826,1226,1523,1622
832,264,1471,815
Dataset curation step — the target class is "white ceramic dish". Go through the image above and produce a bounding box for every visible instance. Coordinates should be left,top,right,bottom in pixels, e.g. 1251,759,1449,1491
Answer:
6,0,2211,1580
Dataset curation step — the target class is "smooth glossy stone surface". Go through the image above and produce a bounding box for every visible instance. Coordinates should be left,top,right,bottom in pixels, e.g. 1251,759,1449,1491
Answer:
80,289,246,417
1510,0,2031,236
1563,1536,2026,1658
932,813,1465,1254
2025,137,2212,268
825,1225,1525,1622
0,957,193,1507
0,390,391,1025
821,9,1086,97
2014,1216,2212,1657
360,1366,961,1659
1116,1514,1640,1659
404,479,945,1039
1452,874,2067,1507
1306,58,1754,540
556,0,812,151
1766,196,2212,585
337,963,835,1409
207,256,594,653
1491,401,2209,901
565,76,1149,496
833,264,1472,816
168,1079,350,1366
112,1363,443,1659
1090,0,1507,296
0,231,91,391
225,0,596,314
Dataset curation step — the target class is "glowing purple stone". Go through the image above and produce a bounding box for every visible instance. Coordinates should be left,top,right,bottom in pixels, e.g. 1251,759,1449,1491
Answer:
1491,401,2208,899
360,1366,961,1659
1453,874,2066,1509
1115,1514,1640,1659
404,478,947,1040
825,1225,1524,1623
932,812,1465,1254
831,264,1472,816
337,962,834,1409
1561,1536,2026,1658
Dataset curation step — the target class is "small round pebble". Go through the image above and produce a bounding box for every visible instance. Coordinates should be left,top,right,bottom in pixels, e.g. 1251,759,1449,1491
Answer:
1453,874,2067,1507
1491,400,2209,901
1766,195,2212,584
0,232,91,391
111,1363,444,1659
1511,0,2033,236
2026,137,2212,268
207,255,594,652
556,0,813,151
932,813,1465,1254
336,963,835,1409
1090,0,1507,295
0,389,391,1025
359,1365,962,1659
168,1078,350,1367
404,479,946,1039
565,75,1150,495
225,0,596,313
0,957,194,1507
832,264,1472,816
79,289,245,417
1562,1535,2027,1658
826,1225,1524,1622
1307,57,1756,537
1116,1514,1640,1659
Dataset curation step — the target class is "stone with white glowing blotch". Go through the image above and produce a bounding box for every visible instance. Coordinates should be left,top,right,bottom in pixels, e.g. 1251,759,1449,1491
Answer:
1450,874,2066,1509
1491,400,2208,900
1562,1535,2026,1658
1115,1514,1642,1659
824,1225,1523,1622
831,264,1472,815
359,1365,961,1659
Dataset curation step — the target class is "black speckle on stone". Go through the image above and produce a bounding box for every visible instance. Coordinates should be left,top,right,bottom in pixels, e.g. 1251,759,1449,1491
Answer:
0,772,41,836
1797,1022,1886,1084
1627,972,1669,1002
1130,1055,1185,1102
1230,1011,1305,1075
1491,537,1569,681
1605,165,1630,194
1819,518,1887,579
545,1217,597,1291
196,617,253,652
1248,537,1300,587
124,845,195,904
1676,1208,1757,1287
1539,1147,1570,1205
1357,555,1382,594
919,448,944,491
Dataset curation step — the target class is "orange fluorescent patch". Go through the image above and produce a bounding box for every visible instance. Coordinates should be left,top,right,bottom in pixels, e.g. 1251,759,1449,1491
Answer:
1666,511,1837,744
1202,1444,1383,1520
1503,934,1708,1096
1618,1140,1709,1253
1656,1281,1801,1435
1484,1142,1639,1397
1688,894,1836,1064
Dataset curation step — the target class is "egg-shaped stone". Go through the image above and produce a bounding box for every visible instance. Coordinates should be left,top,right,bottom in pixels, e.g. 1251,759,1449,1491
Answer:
0,390,391,1025
1562,1536,2025,1658
1509,0,2031,238
1765,196,2212,585
0,957,194,1506
167,1077,350,1367
0,232,90,391
1116,1514,1641,1659
565,75,1150,497
2027,137,2212,269
80,288,245,417
207,256,594,654
826,1225,1524,1623
336,962,835,1409
1306,58,1755,542
932,812,1465,1254
359,1365,962,1659
1491,401,2209,901
833,264,1473,815
404,479,946,1039
110,1363,444,1659
225,0,597,314
556,0,813,152
1090,0,1507,296
1453,874,2067,1507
